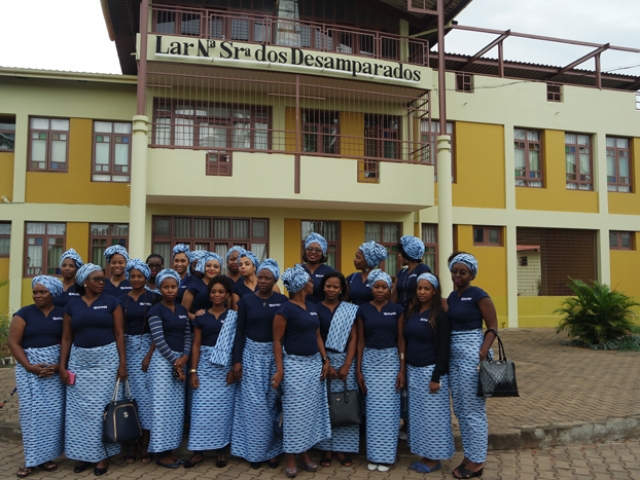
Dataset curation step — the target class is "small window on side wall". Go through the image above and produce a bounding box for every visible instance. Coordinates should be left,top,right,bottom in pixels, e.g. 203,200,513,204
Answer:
206,150,232,176
455,73,473,93
473,226,502,246
547,83,562,102
610,231,634,250
0,116,16,151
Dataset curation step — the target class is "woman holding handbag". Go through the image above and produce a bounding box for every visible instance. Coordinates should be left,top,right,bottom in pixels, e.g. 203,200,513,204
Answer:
315,271,359,467
447,253,498,479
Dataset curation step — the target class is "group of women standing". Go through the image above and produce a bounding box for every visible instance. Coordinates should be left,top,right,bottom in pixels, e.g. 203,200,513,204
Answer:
8,233,497,480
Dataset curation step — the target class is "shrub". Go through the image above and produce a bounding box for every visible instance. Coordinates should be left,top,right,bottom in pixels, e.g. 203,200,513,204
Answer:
0,312,9,358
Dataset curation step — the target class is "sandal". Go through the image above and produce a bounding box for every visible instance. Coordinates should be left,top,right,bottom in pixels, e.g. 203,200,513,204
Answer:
39,462,57,472
320,456,332,467
216,450,228,468
453,466,484,479
125,454,137,464
16,467,34,478
336,453,352,467
183,453,204,469
140,454,153,464
415,461,441,473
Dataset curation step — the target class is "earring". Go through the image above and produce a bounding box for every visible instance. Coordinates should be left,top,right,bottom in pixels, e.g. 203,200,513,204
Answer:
84,285,87,287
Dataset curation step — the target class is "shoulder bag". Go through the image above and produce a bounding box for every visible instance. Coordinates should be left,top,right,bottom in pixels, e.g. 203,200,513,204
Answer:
477,328,519,398
327,379,363,427
103,378,143,444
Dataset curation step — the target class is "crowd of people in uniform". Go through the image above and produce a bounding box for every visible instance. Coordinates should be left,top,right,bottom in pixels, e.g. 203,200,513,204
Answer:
8,232,498,479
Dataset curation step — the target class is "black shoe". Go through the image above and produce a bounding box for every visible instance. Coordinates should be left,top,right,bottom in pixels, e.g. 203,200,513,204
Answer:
268,459,280,469
94,465,108,476
249,462,262,469
73,462,89,474
156,459,181,469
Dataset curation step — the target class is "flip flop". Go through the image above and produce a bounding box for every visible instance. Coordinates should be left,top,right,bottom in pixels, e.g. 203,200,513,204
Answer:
415,461,442,473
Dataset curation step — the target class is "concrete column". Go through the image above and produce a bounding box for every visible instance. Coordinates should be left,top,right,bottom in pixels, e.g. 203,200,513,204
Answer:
128,115,149,259
594,132,611,285
8,219,24,313
436,134,453,294
399,19,409,63
505,223,518,328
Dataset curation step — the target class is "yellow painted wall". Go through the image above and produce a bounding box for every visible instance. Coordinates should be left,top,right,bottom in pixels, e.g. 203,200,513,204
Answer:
0,152,14,201
25,118,130,205
340,221,365,275
453,122,505,209
517,296,566,328
610,232,640,297
66,222,90,262
608,138,640,215
21,278,32,307
0,258,9,313
283,218,301,269
516,129,598,212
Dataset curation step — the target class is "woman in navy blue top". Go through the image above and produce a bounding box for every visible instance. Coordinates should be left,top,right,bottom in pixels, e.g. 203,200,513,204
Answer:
55,248,84,308
447,253,497,480
232,249,260,302
171,244,191,305
346,241,388,306
301,232,336,304
224,246,244,284
392,236,431,312
182,252,222,321
103,245,132,298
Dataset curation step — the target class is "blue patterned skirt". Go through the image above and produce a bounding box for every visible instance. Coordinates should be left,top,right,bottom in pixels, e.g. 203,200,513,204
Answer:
15,345,65,467
65,342,120,462
188,345,236,451
315,352,359,453
125,334,152,430
361,347,401,464
407,364,455,460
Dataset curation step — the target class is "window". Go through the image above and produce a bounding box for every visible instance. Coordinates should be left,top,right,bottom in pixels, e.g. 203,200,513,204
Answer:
610,231,634,250
301,221,339,269
0,222,10,256
0,116,15,151
421,223,437,273
606,137,631,192
90,224,129,269
547,83,562,102
153,100,270,151
364,222,401,274
420,120,455,181
473,226,502,246
93,121,132,182
361,114,400,181
636,91,640,111
455,73,473,93
29,118,69,172
565,133,592,190
514,128,543,187
303,110,339,154
206,151,233,176
152,216,269,270
25,222,66,276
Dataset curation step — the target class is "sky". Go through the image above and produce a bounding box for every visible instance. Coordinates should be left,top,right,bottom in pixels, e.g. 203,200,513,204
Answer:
0,0,638,77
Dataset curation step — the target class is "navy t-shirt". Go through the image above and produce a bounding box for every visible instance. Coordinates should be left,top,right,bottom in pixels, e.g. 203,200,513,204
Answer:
277,301,320,356
103,278,132,299
147,303,190,352
15,304,64,349
346,272,373,306
193,310,228,347
232,292,288,364
187,279,211,312
447,286,490,331
119,291,160,336
404,310,436,367
357,301,404,349
315,303,335,344
176,273,192,305
302,263,336,304
233,281,258,299
64,294,120,348
53,284,81,308
395,263,431,311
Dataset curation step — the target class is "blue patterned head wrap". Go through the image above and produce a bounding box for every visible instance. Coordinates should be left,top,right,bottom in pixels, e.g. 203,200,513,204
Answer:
188,250,207,263
366,269,392,290
400,236,425,261
281,265,310,294
126,258,151,280
32,275,64,299
305,233,328,255
196,252,223,274
225,245,244,262
449,253,478,279
172,244,190,260
76,263,103,286
359,241,388,268
59,248,84,268
104,244,129,263
156,268,181,287
237,249,260,269
257,258,280,281
417,272,439,290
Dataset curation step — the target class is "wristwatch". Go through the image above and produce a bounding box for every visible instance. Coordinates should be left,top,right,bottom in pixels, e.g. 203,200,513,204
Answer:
322,356,329,363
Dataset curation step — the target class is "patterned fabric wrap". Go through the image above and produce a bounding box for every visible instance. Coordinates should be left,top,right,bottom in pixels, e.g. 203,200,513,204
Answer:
407,364,455,460
188,250,207,263
125,333,152,430
360,241,388,268
324,301,358,353
281,265,309,294
449,330,488,463
65,342,121,462
400,236,425,260
188,345,237,451
231,339,283,462
172,243,190,259
155,268,181,288
126,258,151,281
238,250,260,269
15,345,65,467
366,269,392,290
449,253,479,279
210,310,238,366
195,252,223,274
60,248,84,268
225,245,244,262
31,275,63,299
75,263,102,286
257,258,280,281
147,348,186,453
304,232,328,254
282,353,331,453
104,244,129,263
315,352,359,453
361,347,401,464
417,272,439,290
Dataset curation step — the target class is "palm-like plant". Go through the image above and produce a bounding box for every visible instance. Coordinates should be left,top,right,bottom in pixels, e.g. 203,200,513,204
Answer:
555,279,640,346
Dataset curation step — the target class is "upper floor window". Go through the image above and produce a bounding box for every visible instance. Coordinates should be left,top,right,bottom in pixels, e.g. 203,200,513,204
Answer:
25,222,65,276
29,118,69,172
456,73,473,93
565,133,592,190
301,220,339,269
303,110,339,154
0,222,10,257
90,224,129,269
514,128,543,187
606,137,631,193
473,226,502,246
0,116,15,151
421,120,455,181
547,83,562,102
364,222,401,275
93,121,132,182
610,231,634,250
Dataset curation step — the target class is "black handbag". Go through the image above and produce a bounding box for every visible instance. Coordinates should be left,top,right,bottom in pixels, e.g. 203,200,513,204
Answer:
477,329,519,398
103,379,143,444
327,379,363,427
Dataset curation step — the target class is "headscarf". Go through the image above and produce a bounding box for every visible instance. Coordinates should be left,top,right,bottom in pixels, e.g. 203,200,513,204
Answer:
257,258,280,281
359,241,388,268
188,250,207,263
156,268,181,287
366,268,392,290
126,258,151,280
195,252,223,274
225,245,244,262
237,249,260,269
59,248,84,268
76,263,103,286
32,275,63,299
104,244,129,263
417,272,439,290
281,265,310,294
449,253,478,279
172,243,190,260
400,235,425,261
304,232,328,255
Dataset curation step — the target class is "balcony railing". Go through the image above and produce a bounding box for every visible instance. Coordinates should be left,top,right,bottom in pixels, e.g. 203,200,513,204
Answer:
150,4,429,66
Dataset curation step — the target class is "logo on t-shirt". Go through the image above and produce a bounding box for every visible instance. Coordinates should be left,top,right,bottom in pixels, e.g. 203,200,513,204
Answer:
314,274,324,278
69,292,80,297
409,274,417,278
310,312,318,316
178,315,188,320
268,303,282,308
93,305,108,310
52,316,63,321
121,286,133,290
383,312,397,316
420,318,429,322
139,302,153,307
461,297,473,301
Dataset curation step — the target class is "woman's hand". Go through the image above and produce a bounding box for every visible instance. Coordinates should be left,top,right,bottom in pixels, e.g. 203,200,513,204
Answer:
141,354,152,373
429,381,441,394
174,355,188,371
117,363,128,380
48,363,60,375
479,349,488,362
195,309,206,317
327,366,339,380
271,369,283,389
225,370,235,385
320,360,330,381
190,373,199,389
337,364,350,381
356,370,367,395
27,363,50,377
232,362,243,382
59,367,70,385
395,370,406,392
